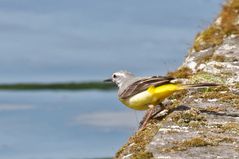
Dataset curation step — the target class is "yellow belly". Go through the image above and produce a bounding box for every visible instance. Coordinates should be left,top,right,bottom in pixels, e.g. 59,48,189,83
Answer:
119,83,182,110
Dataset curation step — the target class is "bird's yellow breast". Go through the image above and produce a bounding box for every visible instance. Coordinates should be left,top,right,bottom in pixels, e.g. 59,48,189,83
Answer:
119,84,182,110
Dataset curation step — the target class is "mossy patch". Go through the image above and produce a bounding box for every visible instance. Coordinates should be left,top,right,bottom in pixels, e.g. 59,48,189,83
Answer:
220,2,239,35
160,137,214,152
171,109,206,127
193,26,224,52
167,67,193,78
191,72,225,84
159,135,235,153
211,54,238,63
221,122,239,134
133,152,154,159
193,89,239,109
193,0,239,52
212,54,226,62
203,105,226,112
115,120,158,159
235,82,239,89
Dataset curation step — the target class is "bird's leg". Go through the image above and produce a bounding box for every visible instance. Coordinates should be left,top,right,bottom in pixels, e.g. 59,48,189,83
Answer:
139,105,155,130
150,103,166,119
139,103,168,130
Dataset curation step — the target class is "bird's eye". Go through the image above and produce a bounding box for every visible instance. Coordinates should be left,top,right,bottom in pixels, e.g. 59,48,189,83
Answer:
113,74,117,78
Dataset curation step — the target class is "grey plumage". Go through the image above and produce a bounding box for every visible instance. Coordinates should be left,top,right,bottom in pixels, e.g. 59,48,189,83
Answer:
107,71,219,100
110,71,174,99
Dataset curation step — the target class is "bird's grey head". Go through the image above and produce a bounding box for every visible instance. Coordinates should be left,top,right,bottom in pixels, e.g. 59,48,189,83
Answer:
109,71,135,88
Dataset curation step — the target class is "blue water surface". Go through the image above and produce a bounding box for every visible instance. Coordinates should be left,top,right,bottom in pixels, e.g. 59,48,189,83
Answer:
0,91,140,159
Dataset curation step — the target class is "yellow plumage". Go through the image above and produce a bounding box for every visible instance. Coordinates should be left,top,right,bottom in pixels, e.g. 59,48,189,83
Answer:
119,83,184,110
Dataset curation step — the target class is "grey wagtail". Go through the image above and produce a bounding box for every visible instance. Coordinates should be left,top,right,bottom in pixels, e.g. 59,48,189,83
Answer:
104,70,218,128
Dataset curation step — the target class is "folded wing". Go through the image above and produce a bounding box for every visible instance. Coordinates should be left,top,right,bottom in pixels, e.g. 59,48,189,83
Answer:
119,76,174,99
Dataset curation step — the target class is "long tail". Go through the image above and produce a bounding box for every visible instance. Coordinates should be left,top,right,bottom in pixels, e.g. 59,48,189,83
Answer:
148,83,219,95
182,83,219,89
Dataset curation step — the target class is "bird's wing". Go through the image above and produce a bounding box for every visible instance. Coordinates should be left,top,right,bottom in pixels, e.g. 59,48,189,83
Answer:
119,76,174,99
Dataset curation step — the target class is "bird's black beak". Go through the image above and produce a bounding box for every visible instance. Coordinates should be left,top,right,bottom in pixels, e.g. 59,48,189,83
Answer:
103,78,112,82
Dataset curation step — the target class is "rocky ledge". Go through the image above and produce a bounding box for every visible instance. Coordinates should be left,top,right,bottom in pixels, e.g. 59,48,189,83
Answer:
115,0,239,158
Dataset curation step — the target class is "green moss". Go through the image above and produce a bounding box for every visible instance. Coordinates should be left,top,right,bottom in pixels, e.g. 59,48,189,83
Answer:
193,26,224,52
212,54,238,63
193,89,239,109
203,105,226,112
212,85,230,92
192,0,239,52
212,55,226,62
160,136,235,153
171,109,206,127
160,137,214,152
220,3,239,35
115,120,158,159
191,72,225,84
235,82,239,89
188,121,205,128
221,122,239,134
167,67,193,78
181,137,215,147
133,152,153,159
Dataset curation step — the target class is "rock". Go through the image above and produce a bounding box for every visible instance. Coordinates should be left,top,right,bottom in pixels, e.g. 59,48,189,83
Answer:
115,0,239,158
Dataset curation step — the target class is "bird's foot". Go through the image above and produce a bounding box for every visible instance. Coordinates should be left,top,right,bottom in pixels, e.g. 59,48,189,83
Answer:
139,108,154,130
138,104,167,130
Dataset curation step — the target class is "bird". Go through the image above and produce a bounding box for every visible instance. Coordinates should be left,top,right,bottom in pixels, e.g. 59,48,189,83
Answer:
104,70,218,128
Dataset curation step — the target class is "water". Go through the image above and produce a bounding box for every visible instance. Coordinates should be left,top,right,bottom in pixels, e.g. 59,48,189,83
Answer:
0,0,224,158
0,90,141,159
0,0,223,83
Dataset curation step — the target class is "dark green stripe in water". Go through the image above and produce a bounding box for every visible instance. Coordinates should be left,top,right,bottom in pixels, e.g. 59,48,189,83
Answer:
0,82,116,91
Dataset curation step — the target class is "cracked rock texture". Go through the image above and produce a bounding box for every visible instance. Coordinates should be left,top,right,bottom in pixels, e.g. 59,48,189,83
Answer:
115,0,239,159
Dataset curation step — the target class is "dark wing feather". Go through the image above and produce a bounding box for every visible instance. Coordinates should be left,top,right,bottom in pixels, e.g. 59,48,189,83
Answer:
119,76,174,99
